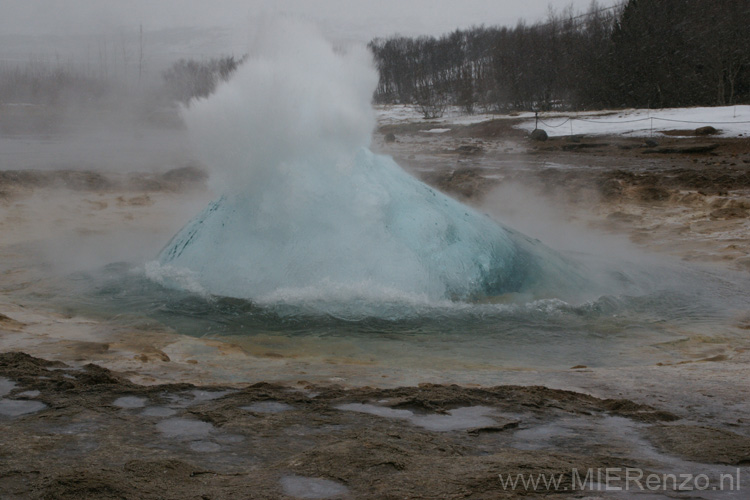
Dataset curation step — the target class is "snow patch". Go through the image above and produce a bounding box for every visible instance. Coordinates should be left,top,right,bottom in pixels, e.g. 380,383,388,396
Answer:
515,106,750,138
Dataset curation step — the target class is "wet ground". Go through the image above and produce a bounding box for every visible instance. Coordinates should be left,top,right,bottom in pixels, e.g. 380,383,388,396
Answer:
2,352,749,499
1,108,750,498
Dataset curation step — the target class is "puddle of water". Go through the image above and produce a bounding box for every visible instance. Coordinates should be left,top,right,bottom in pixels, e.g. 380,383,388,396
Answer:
113,396,147,409
0,377,16,397
336,403,498,432
214,433,245,444
511,415,750,500
0,398,47,417
280,474,349,499
242,401,294,414
413,407,500,432
511,421,576,451
141,406,177,418
189,389,232,403
189,440,221,453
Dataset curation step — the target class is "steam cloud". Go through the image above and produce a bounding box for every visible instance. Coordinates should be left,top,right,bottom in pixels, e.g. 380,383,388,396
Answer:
154,19,581,309
183,19,378,192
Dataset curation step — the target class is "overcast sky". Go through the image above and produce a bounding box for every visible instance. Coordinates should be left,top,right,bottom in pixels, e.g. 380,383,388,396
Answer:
1,0,619,43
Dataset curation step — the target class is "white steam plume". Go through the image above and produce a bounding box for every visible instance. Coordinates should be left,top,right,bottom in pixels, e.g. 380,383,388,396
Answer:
182,18,378,193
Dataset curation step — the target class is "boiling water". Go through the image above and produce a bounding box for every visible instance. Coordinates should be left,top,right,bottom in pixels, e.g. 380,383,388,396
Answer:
152,19,587,305
7,19,749,382
44,255,748,375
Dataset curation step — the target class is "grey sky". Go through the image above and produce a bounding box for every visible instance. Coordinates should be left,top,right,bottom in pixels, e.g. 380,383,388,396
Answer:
1,0,619,42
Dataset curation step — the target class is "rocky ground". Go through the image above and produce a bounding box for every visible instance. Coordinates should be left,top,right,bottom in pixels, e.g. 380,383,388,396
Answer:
2,352,749,499
1,112,750,498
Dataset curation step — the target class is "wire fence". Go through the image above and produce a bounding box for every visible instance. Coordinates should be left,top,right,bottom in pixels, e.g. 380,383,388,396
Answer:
535,112,750,136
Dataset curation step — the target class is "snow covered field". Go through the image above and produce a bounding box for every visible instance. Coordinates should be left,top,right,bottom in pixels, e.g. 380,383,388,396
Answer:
375,104,750,138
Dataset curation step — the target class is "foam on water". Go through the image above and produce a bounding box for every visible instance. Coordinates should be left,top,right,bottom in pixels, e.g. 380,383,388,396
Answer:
155,18,583,310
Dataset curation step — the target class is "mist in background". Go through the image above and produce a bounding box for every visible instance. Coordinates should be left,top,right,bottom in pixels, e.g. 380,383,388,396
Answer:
0,1,620,41
0,0,624,175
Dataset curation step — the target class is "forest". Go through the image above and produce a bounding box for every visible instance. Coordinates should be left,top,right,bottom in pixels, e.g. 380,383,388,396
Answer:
368,0,750,114
1,0,748,115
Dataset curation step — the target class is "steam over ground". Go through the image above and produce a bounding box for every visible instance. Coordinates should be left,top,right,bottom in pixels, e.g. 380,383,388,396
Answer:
155,19,580,307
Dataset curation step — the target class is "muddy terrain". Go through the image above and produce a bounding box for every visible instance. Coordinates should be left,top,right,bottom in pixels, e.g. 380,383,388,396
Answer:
2,352,749,499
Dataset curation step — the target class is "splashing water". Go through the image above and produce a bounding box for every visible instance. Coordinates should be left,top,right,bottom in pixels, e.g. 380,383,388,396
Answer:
156,19,582,307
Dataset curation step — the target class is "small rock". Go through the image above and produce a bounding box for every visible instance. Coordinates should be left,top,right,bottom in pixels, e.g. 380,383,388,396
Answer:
530,129,548,142
384,132,396,143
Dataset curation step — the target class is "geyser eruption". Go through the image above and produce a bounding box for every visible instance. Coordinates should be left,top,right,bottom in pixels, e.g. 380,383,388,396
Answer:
157,19,579,305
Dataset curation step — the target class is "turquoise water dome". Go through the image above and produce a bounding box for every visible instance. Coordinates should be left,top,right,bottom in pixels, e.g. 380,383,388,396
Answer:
155,19,581,306
159,148,578,302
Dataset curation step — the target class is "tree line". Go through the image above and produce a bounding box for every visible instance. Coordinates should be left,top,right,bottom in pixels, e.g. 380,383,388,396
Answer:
368,0,750,114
